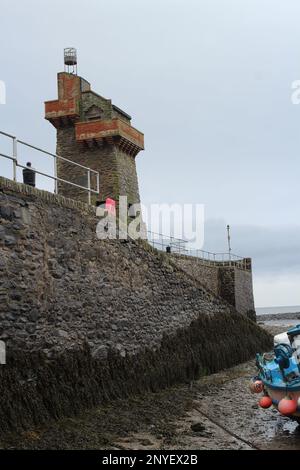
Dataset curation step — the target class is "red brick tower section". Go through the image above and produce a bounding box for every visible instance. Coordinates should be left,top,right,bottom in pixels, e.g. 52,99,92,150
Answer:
45,72,144,205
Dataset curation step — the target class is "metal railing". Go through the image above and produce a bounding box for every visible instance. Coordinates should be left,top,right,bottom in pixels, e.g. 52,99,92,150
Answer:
147,231,250,270
147,231,188,253
0,130,99,204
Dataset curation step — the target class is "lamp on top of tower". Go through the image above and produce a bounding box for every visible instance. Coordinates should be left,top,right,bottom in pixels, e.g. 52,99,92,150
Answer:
64,47,77,75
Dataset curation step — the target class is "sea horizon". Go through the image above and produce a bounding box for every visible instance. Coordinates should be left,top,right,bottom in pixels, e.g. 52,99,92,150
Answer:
256,305,300,315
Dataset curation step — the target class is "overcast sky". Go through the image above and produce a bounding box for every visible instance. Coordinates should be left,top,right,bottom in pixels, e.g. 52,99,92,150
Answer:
0,0,299,308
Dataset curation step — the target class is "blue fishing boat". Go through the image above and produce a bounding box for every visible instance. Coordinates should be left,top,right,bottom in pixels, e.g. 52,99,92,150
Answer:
250,324,300,421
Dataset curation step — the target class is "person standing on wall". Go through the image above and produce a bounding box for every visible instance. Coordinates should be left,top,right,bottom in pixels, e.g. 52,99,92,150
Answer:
22,162,36,188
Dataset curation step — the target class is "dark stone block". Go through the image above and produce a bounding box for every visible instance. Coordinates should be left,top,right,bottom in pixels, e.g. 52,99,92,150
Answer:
0,206,14,220
4,235,16,246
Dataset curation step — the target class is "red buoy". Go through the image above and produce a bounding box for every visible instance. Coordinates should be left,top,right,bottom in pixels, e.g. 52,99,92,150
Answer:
249,380,263,394
278,397,297,416
259,396,272,409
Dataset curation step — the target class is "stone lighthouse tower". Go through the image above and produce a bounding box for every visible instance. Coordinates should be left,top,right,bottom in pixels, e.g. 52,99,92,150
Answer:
44,48,144,206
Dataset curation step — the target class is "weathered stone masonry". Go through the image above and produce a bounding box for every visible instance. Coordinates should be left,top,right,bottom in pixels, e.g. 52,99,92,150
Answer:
0,177,271,434
45,72,144,205
169,254,255,320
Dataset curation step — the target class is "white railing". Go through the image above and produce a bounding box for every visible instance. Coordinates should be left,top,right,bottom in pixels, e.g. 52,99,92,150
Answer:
0,130,99,205
147,231,250,270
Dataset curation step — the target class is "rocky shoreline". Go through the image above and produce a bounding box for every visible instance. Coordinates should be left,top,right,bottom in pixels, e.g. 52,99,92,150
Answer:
257,312,300,322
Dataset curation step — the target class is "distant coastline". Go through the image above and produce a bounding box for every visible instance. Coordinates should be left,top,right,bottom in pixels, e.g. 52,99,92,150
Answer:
257,312,300,323
256,305,300,315
256,305,300,323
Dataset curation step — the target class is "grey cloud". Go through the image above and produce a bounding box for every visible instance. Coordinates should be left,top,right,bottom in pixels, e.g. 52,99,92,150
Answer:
203,219,300,275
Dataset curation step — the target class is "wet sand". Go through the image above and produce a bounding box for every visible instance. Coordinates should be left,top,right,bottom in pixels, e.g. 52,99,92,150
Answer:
1,320,300,450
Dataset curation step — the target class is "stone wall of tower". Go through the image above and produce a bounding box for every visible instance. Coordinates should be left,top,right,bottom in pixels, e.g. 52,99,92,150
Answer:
56,129,141,205
56,126,119,204
116,149,141,203
45,72,144,206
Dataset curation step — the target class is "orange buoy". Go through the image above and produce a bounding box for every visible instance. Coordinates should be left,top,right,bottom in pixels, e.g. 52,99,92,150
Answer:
259,396,272,408
278,396,297,416
249,380,263,394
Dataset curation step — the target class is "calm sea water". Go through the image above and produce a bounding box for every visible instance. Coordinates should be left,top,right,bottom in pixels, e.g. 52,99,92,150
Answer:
256,305,300,315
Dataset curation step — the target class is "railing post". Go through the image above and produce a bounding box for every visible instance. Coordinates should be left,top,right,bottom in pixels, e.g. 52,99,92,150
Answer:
96,172,100,195
54,154,58,194
12,138,17,182
87,169,91,205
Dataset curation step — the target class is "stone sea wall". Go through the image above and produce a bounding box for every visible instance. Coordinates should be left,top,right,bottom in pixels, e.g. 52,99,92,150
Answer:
0,177,271,433
170,254,255,320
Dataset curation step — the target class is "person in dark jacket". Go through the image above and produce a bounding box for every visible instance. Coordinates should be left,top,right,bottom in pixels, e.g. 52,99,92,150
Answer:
22,162,36,187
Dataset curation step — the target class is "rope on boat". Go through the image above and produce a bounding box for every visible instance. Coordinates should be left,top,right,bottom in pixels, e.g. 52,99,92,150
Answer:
194,406,261,450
